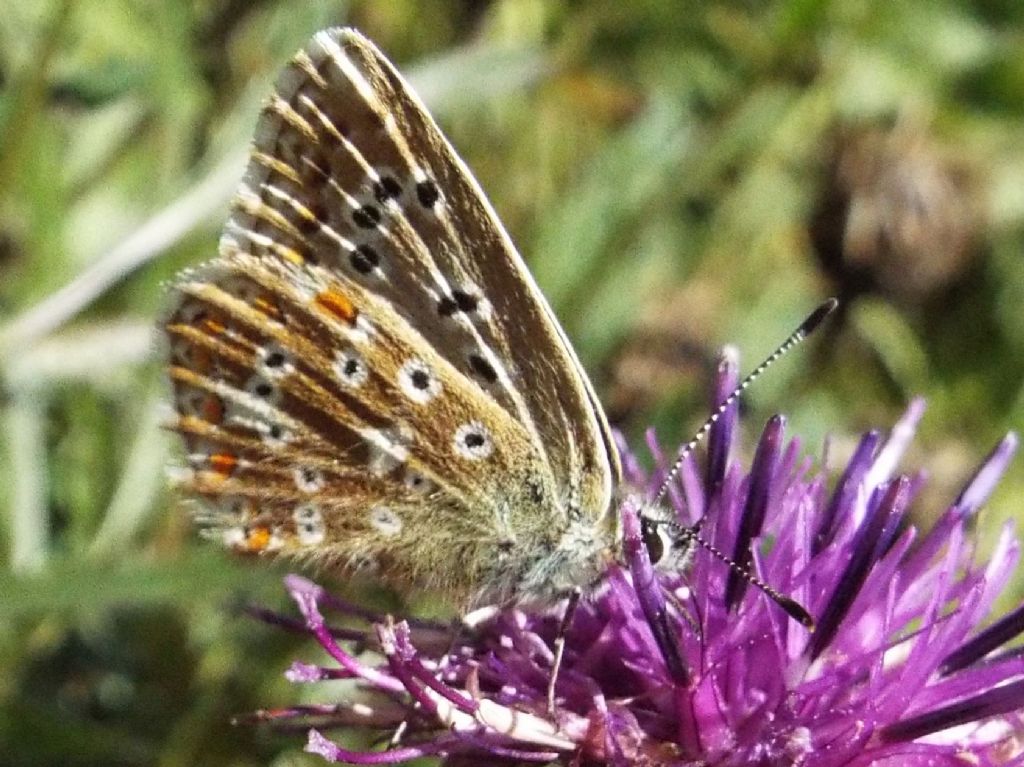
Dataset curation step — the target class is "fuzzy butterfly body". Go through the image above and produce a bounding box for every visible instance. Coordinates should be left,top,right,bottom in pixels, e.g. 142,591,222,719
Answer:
166,28,623,607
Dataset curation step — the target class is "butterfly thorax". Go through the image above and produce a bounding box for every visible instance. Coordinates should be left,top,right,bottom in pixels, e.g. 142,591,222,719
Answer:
474,500,620,607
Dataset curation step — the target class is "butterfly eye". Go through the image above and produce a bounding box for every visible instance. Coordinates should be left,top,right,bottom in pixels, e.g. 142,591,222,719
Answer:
641,517,666,566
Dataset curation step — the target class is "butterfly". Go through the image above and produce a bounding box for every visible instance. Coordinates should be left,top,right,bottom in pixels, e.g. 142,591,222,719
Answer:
165,27,627,609
164,28,829,629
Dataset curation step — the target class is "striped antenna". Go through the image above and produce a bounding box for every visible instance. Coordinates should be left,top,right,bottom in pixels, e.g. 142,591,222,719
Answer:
669,520,815,629
652,298,838,506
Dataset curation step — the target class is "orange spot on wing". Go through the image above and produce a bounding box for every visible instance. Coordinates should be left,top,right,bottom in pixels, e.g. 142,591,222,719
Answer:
209,452,238,477
315,289,358,324
203,317,227,335
244,526,271,552
253,296,282,320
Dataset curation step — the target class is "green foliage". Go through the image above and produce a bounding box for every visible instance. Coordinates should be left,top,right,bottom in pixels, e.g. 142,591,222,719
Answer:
1,1,1023,764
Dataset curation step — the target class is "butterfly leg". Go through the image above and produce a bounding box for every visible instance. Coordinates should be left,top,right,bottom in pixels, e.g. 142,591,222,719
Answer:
388,719,409,747
547,588,582,718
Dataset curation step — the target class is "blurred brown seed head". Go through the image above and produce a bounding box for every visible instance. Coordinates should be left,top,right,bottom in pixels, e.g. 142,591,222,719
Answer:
811,121,981,305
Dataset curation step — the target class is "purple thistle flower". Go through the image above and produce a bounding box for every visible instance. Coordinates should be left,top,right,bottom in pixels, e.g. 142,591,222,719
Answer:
252,352,1024,766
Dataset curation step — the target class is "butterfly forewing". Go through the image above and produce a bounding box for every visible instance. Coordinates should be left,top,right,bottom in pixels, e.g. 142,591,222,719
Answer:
166,28,619,604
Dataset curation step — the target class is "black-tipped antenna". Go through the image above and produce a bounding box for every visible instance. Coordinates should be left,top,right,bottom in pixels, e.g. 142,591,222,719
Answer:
652,298,838,506
670,522,815,630
650,298,838,632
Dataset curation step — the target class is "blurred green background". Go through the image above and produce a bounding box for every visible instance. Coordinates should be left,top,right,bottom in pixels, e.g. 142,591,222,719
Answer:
2,1,1023,765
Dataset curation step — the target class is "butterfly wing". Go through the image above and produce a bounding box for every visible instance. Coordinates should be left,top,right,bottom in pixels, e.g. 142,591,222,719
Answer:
166,28,619,603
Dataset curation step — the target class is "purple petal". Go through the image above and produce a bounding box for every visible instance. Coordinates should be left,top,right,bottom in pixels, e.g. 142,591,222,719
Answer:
725,414,784,610
814,430,881,555
707,347,740,497
955,433,1019,517
881,679,1024,742
940,599,1024,676
864,398,926,495
807,477,911,660
621,498,689,686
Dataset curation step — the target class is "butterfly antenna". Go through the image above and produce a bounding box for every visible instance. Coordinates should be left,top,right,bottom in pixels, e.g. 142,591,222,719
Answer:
652,298,838,506
650,298,837,632
670,522,815,629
